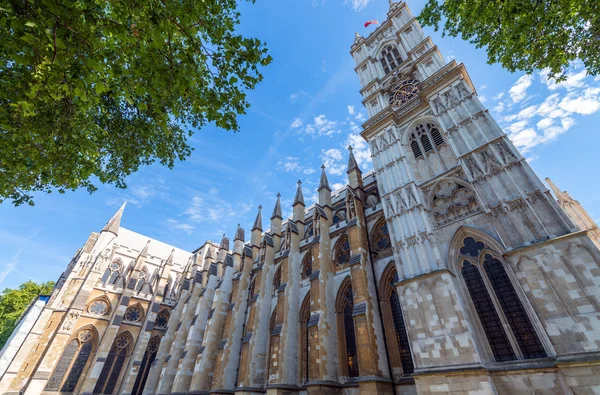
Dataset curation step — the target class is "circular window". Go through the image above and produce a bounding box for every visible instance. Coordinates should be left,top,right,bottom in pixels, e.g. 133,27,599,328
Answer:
124,306,142,323
148,340,159,354
88,300,109,316
116,334,130,349
78,329,93,343
155,311,169,330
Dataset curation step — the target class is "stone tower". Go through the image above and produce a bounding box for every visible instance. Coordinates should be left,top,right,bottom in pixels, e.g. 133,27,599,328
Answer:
350,1,600,393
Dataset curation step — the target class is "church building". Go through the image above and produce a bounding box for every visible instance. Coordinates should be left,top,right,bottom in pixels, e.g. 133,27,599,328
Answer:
2,1,600,394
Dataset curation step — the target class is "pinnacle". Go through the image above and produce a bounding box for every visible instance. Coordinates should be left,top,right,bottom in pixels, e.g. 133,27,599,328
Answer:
252,205,263,231
347,145,361,174
319,164,331,191
234,224,245,241
294,180,305,206
271,193,283,220
102,202,126,236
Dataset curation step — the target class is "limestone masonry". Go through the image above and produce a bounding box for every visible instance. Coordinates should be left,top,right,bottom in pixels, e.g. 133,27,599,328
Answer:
2,1,600,394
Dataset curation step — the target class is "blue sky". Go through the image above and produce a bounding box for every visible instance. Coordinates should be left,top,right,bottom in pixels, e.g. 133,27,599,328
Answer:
1,0,599,291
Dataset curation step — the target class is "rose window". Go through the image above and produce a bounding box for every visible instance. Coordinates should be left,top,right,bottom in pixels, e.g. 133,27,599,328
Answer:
124,306,142,323
78,329,93,343
115,335,129,349
155,310,169,330
88,300,109,316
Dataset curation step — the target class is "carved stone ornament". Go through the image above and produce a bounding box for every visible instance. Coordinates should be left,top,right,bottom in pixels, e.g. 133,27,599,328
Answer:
62,311,80,332
431,180,481,226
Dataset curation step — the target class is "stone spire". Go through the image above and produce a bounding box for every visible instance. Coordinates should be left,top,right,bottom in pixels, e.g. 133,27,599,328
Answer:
546,177,573,204
293,180,305,206
102,202,126,236
347,145,361,174
271,193,282,220
318,164,331,191
252,205,263,231
219,234,230,251
234,224,245,242
140,239,151,258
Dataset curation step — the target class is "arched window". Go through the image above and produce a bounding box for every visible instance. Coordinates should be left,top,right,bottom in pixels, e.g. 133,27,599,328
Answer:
249,277,257,299
301,253,313,280
267,310,281,382
457,236,547,362
101,259,123,286
124,304,144,324
87,297,111,317
135,266,148,292
272,266,281,293
334,235,351,265
93,332,133,394
337,280,359,377
380,45,403,75
332,209,346,224
132,336,160,395
299,293,311,383
305,223,314,238
409,122,446,160
155,309,170,330
379,264,414,378
371,219,391,253
46,327,96,392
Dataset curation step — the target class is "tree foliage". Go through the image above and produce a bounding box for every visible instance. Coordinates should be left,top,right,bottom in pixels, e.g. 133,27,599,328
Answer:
418,0,600,80
0,0,271,206
0,280,55,350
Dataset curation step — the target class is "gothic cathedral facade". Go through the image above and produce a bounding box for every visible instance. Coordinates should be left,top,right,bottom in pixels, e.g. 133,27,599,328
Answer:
2,1,600,394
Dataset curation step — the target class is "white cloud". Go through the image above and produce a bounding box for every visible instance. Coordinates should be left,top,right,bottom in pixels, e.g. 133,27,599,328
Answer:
303,114,341,136
559,95,600,115
479,95,487,103
346,133,371,169
344,0,371,12
291,118,303,129
320,148,345,175
540,69,588,91
165,219,195,235
493,92,505,101
493,102,505,113
347,105,355,115
480,84,488,90
331,182,345,191
509,74,534,103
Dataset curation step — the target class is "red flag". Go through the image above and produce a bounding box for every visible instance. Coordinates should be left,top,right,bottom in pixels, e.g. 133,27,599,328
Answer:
364,20,379,28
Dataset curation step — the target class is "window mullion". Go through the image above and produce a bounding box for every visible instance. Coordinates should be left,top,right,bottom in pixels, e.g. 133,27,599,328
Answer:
478,260,524,360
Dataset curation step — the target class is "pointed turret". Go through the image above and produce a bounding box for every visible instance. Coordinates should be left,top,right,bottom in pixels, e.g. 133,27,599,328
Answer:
318,164,331,192
252,205,263,231
347,145,363,189
318,165,332,207
547,178,599,234
219,234,230,251
293,180,305,206
140,239,151,258
546,178,573,204
234,224,245,242
251,206,263,247
271,193,282,220
102,202,126,236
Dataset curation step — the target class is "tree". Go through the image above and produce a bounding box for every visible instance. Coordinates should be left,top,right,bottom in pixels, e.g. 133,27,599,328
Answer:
0,280,55,350
418,0,600,80
0,0,272,206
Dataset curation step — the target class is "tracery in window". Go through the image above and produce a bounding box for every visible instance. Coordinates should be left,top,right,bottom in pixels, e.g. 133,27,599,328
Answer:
380,45,403,75
101,259,123,286
135,266,148,292
457,236,547,362
46,327,96,393
155,309,170,330
409,122,446,160
332,209,346,225
337,280,359,378
305,223,314,238
334,235,351,265
300,293,311,383
371,219,391,253
272,266,281,293
124,304,143,323
93,332,133,394
301,253,313,280
88,297,110,317
132,336,160,395
431,180,481,226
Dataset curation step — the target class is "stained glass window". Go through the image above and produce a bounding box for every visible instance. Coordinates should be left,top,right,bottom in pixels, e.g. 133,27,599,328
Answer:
61,341,92,392
89,299,109,316
390,290,414,374
302,254,313,280
155,309,169,330
483,254,547,359
124,306,143,323
373,221,391,252
462,260,516,362
335,236,351,265
460,237,485,257
94,333,130,394
342,286,359,377
305,223,314,238
132,337,160,395
46,329,95,392
45,339,78,391
333,210,346,224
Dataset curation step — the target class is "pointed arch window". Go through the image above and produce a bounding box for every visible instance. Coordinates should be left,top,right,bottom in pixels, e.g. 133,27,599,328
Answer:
272,266,281,293
332,209,346,225
135,266,148,292
301,253,313,280
132,336,160,395
334,235,351,266
338,283,359,377
124,304,144,323
155,309,170,330
299,293,311,383
380,45,403,75
457,237,547,362
409,122,446,161
46,328,96,392
94,332,132,394
305,223,314,239
372,219,391,253
101,260,123,286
